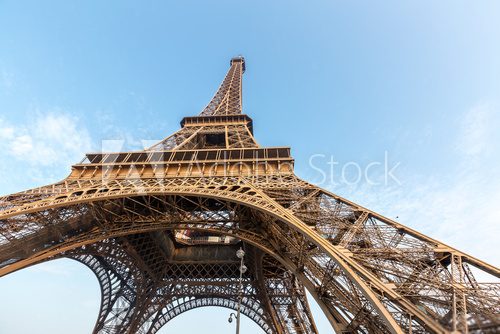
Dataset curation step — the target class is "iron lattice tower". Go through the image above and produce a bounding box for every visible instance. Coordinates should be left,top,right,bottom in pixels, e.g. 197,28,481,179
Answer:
0,57,499,334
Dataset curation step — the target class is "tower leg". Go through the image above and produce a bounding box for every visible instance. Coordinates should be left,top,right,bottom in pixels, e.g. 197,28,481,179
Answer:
72,240,148,334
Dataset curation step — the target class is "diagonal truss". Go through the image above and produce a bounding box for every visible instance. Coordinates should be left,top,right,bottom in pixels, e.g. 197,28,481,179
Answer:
0,57,499,334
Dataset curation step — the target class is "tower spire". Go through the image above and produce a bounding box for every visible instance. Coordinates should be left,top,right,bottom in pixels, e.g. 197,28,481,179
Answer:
147,56,255,151
199,56,245,116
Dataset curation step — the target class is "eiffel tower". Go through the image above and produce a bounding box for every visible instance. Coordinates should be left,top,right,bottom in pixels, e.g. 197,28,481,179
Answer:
0,57,499,334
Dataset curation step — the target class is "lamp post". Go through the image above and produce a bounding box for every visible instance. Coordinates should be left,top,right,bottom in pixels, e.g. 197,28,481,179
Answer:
228,247,246,334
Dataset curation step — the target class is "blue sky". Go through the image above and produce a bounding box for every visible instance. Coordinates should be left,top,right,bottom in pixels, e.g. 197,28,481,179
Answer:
1,1,499,333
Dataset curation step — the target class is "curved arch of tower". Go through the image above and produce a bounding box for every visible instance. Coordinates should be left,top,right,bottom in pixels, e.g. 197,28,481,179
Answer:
0,57,499,334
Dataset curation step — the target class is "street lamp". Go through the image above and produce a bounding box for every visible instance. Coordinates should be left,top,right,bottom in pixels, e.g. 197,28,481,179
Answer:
236,248,245,260
229,247,246,334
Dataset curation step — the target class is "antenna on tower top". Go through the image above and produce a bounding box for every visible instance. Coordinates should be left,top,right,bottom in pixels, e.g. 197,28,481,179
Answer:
230,55,245,72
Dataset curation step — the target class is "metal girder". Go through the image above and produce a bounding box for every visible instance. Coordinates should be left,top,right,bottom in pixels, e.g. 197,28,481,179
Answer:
1,57,499,334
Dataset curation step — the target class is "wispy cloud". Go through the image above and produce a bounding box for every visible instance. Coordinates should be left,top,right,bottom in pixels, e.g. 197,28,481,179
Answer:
333,102,500,267
0,69,14,90
456,102,494,157
29,261,72,277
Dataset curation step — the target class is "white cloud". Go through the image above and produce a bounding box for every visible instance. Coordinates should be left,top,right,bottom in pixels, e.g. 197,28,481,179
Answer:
0,111,93,191
11,134,33,156
0,112,92,167
0,125,15,139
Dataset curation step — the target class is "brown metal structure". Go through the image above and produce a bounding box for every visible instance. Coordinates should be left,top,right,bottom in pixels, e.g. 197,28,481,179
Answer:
0,57,499,334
